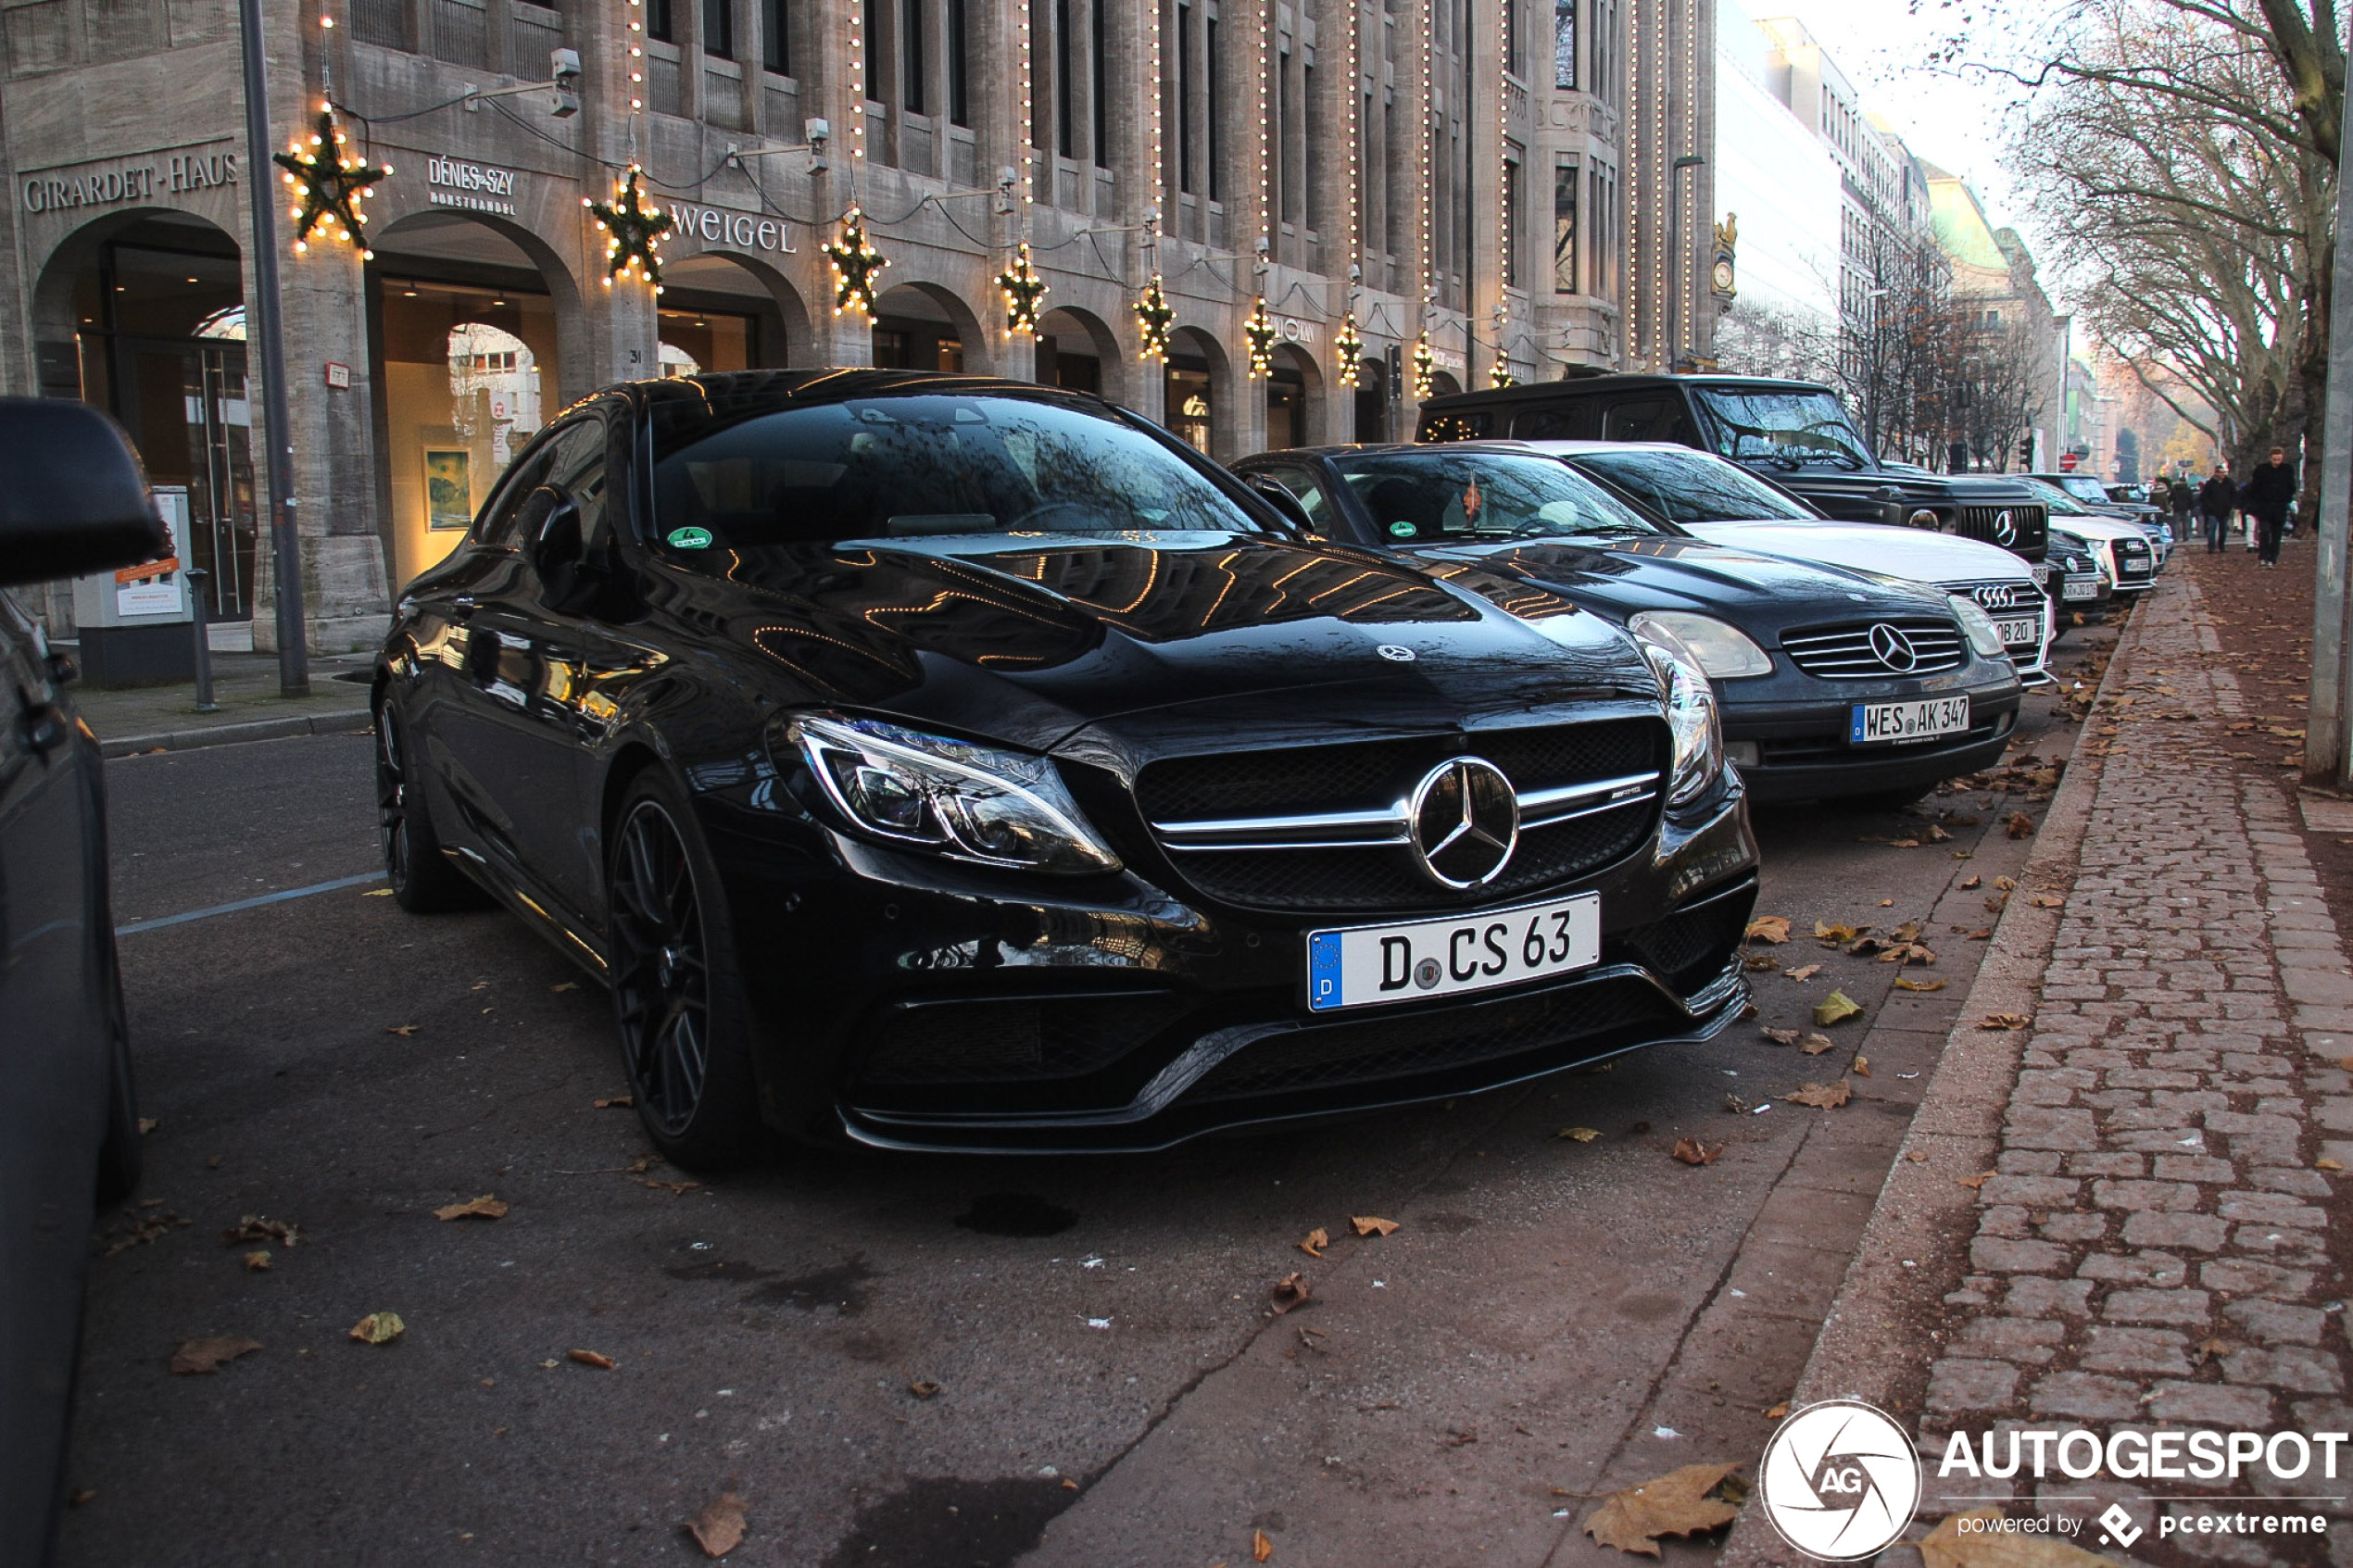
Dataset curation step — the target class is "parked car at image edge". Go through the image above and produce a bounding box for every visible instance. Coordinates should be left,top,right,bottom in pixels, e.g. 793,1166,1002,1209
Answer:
1415,373,2053,563
1501,439,2057,687
1228,442,2024,807
373,371,1759,1165
0,399,159,1568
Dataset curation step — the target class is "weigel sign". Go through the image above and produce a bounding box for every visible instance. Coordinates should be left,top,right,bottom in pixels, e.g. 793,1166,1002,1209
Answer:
667,202,798,257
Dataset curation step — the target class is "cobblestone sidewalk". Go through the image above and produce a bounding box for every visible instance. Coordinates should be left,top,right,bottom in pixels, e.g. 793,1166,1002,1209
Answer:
1916,572,2353,1559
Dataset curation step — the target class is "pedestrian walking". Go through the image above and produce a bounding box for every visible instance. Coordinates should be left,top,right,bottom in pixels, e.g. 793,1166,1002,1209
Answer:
2242,445,2297,568
2198,460,2235,553
2168,473,2195,532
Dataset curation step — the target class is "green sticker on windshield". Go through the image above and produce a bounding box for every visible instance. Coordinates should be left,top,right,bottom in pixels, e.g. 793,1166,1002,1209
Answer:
666,526,713,550
1388,520,1418,538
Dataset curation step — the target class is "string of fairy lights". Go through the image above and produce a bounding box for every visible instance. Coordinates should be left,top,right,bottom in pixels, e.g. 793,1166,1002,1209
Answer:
1491,0,1516,388
278,0,1502,402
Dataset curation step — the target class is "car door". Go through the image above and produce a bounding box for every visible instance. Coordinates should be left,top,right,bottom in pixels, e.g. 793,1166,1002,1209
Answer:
0,590,105,1567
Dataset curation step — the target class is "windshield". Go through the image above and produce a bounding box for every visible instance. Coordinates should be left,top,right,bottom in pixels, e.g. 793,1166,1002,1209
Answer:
648,394,1259,559
1569,447,1818,523
2054,474,2111,503
1691,387,1870,469
1331,451,1666,542
2024,479,2095,517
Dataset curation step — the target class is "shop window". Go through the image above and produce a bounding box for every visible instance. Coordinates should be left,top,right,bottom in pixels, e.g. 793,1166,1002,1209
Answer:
660,307,753,374
1166,363,1213,453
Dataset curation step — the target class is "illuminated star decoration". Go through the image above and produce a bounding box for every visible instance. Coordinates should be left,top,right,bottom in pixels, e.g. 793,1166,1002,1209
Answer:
1491,363,1517,390
824,207,888,317
585,166,673,291
1411,333,1437,401
1135,273,1176,362
1244,298,1277,380
996,244,1049,336
1334,313,1364,387
274,108,386,258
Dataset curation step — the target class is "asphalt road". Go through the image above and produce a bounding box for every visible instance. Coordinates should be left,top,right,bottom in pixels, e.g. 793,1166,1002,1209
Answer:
57,638,2107,1568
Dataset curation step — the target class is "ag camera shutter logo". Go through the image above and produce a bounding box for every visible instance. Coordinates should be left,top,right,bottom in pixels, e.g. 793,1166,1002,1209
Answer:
1757,1399,1922,1561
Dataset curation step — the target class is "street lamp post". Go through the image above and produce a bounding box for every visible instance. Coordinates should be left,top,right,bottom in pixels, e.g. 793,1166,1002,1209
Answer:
1667,154,1705,370
236,0,309,696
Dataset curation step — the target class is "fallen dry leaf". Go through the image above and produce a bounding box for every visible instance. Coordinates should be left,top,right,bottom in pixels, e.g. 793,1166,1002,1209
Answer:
1994,876,2019,892
1877,942,1938,966
1926,823,1952,843
1966,928,1993,941
1744,915,1792,944
1878,898,1895,907
1977,1013,2033,1031
1892,919,1922,942
1917,1507,2105,1568
1894,976,1946,992
1782,962,1822,982
1783,1081,1852,1110
242,1250,271,1272
1799,1033,1835,1055
434,1195,510,1223
136,1117,159,1135
1672,1138,1723,1166
1743,952,1780,972
1957,1171,1996,1190
170,1336,261,1374
1813,990,1862,1027
348,1311,405,1346
1582,1463,1743,1557
1299,1227,1329,1257
686,1491,748,1558
2029,895,2065,909
1760,1026,1801,1046
1959,874,1982,890
593,1096,635,1110
2191,1336,2230,1368
2319,1158,2345,1173
908,1378,940,1399
223,1215,300,1248
384,1023,421,1037
1351,1215,1400,1236
1853,1056,1871,1077
1269,1273,1312,1314
1763,1401,1791,1420
551,981,581,993
1253,1527,1276,1562
1813,921,1862,945
1889,837,1920,849
1557,1126,1602,1142
568,1348,616,1369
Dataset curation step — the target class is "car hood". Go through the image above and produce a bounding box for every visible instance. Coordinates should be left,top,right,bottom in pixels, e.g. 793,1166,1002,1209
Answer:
1393,533,1948,626
657,532,1659,754
1678,520,2035,587
2048,516,2147,545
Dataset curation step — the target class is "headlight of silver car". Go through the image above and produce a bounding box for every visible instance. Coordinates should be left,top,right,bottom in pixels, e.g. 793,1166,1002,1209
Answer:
1627,610,1773,678
784,714,1122,873
1946,596,2008,659
1629,621,1725,807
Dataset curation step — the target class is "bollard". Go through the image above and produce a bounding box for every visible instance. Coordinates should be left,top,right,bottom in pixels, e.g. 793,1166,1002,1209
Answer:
184,567,220,713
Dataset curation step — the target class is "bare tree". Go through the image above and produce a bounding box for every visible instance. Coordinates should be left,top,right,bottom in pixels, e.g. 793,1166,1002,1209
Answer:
1949,314,2049,470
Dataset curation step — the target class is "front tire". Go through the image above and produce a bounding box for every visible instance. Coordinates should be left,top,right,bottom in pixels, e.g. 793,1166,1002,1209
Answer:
606,772,765,1170
376,697,487,913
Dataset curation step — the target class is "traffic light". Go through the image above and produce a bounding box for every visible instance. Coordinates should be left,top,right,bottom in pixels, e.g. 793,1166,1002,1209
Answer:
2017,437,2032,470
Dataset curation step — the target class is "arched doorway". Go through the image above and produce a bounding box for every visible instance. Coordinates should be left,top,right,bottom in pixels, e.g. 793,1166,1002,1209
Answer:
1036,305,1130,407
1267,343,1324,450
368,210,585,589
1165,326,1231,456
659,251,810,370
32,211,258,636
1427,370,1463,400
872,282,982,374
1354,356,1389,443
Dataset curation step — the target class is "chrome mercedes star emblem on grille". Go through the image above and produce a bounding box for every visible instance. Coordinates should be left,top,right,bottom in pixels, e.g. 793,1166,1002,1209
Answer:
1994,509,2018,546
1408,757,1519,889
1867,622,1920,673
1377,644,1416,662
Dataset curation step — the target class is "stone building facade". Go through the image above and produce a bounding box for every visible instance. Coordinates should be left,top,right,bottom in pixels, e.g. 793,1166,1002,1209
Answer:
1,0,1699,650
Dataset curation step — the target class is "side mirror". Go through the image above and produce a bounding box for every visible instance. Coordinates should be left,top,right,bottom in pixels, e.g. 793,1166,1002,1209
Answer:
1244,473,1315,534
0,398,168,586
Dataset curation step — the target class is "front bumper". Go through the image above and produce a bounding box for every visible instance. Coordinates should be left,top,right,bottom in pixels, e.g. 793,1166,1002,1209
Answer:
694,771,1759,1152
1720,671,2022,802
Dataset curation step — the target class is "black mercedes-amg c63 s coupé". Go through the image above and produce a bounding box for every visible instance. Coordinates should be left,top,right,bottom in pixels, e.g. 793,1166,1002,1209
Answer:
372,371,1758,1162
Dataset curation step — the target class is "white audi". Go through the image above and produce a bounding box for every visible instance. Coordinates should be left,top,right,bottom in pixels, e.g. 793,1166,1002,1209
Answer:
1516,441,2056,687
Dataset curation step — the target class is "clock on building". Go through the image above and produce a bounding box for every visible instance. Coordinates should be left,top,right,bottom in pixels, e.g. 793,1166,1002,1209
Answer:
1711,214,1739,310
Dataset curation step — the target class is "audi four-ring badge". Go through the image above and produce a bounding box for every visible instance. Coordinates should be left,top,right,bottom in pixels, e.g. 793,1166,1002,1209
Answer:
1227,443,2028,805
371,371,1759,1162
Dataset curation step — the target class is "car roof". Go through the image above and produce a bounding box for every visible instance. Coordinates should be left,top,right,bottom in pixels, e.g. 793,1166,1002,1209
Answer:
1417,373,1838,407
616,367,1114,417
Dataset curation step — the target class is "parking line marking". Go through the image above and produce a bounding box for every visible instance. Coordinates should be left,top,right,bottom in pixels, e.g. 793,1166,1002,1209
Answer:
116,871,386,937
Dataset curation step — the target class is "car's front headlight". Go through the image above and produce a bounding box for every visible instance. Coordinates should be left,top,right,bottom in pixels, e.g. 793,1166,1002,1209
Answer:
1630,621,1725,807
783,713,1122,873
1627,611,1773,678
1947,596,2008,659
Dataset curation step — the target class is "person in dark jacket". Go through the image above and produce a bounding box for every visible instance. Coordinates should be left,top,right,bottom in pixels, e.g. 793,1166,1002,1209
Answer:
2198,460,2236,553
2168,474,2195,524
2242,446,2298,568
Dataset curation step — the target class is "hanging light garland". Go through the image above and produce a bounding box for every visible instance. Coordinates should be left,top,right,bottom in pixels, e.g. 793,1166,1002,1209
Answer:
276,106,386,258
1491,0,1516,389
1337,0,1361,389
824,207,888,317
998,244,1049,336
1136,274,1176,361
1412,333,1437,401
1416,0,1435,397
1245,298,1277,379
585,165,672,290
1335,312,1364,381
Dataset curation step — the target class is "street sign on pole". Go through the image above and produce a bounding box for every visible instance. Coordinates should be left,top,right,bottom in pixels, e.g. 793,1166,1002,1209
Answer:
2308,82,2353,787
237,0,311,697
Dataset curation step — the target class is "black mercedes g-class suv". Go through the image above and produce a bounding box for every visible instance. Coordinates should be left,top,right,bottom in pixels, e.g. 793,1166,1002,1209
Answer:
1416,373,2050,564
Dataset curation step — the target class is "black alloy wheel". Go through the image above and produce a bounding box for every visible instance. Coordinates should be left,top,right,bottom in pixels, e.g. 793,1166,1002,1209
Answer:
606,773,763,1167
375,698,485,912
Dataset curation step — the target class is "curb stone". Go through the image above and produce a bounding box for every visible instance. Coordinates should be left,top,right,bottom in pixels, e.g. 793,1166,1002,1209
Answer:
97,708,373,759
1712,607,2135,1568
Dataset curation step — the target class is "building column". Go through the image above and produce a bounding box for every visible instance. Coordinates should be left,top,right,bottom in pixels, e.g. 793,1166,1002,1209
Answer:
802,0,873,365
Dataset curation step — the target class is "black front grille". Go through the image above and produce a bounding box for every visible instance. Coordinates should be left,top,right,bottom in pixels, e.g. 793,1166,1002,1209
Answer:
1780,619,1967,679
1181,975,1684,1102
1956,503,2046,554
1170,801,1655,912
1615,893,1755,994
856,993,1193,1085
1136,721,1666,916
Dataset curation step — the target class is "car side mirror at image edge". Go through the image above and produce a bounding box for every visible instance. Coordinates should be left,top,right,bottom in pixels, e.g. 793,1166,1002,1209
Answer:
0,398,169,587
